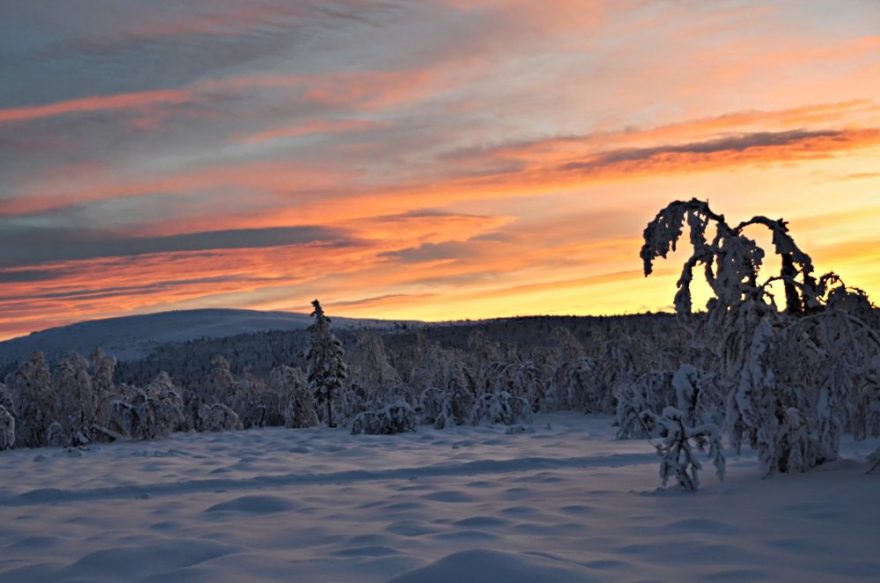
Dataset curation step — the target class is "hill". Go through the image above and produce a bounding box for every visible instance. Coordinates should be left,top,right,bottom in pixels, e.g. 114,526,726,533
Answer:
0,308,404,367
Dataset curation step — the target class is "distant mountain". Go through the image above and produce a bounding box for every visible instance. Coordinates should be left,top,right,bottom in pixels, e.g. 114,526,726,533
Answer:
0,308,406,367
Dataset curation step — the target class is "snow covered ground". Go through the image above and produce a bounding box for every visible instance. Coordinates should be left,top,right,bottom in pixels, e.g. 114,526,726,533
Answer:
0,413,877,582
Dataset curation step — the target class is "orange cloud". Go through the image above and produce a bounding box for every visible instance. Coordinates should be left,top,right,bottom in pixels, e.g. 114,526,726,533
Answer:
0,241,379,340
0,89,193,124
0,67,442,128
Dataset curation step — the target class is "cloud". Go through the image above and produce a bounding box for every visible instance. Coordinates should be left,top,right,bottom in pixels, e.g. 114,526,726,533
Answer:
324,293,437,311
560,129,848,172
0,68,436,127
0,225,357,267
0,1,406,108
0,270,62,284
238,118,381,144
0,89,194,124
0,275,279,304
839,171,880,180
380,241,474,263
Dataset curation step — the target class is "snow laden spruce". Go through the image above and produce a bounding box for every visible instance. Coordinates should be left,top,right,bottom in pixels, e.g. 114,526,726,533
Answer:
305,299,349,429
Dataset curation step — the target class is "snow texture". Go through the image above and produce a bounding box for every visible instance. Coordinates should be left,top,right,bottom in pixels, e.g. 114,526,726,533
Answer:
0,413,877,582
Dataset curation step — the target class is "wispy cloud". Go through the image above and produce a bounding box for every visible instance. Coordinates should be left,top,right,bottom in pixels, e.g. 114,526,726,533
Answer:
0,225,357,267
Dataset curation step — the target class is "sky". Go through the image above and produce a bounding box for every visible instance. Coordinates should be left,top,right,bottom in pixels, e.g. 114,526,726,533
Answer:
1,0,879,340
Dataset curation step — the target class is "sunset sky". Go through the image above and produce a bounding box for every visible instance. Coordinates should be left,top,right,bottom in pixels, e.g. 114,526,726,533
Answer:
1,0,879,340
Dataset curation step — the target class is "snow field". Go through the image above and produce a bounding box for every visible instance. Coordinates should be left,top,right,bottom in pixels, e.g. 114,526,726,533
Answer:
0,413,877,582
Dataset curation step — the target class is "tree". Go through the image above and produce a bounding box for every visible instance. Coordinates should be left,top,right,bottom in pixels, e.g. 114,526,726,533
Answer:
305,299,349,428
640,197,818,317
651,406,725,492
470,390,533,426
349,332,402,400
270,365,318,428
6,352,55,447
351,400,417,435
90,349,118,426
0,382,11,413
55,352,96,445
0,404,14,450
639,198,880,476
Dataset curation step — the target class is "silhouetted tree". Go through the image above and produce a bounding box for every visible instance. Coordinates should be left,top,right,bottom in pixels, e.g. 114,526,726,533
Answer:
638,198,880,480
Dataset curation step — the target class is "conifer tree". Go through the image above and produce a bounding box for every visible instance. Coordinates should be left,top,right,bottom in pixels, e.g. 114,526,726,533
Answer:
306,299,348,428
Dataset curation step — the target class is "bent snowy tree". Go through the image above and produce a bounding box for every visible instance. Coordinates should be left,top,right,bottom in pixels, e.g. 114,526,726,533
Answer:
640,198,821,316
637,198,880,480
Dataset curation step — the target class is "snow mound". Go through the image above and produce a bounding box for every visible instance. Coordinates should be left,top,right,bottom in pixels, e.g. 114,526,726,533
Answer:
67,539,240,578
388,549,594,583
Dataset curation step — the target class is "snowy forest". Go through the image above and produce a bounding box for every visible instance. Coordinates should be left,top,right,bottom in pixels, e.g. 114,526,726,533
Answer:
2,199,879,490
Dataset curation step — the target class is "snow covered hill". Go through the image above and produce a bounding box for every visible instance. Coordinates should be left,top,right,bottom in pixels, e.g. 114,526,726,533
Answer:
0,308,406,366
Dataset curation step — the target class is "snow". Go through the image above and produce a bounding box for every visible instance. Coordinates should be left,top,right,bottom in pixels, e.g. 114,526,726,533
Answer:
0,413,877,582
0,308,406,366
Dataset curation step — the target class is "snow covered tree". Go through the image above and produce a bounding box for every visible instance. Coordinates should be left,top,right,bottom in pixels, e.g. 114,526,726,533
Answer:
350,400,417,435
639,198,880,475
853,357,880,441
598,339,638,412
100,372,186,441
614,371,674,439
640,198,817,317
538,327,595,411
0,405,14,450
651,406,725,492
270,365,319,428
0,383,12,449
566,356,605,413
197,402,243,432
146,371,187,434
90,349,118,425
0,382,12,418
306,299,349,428
55,352,97,445
416,347,475,429
349,332,402,400
209,355,238,404
233,370,272,428
45,421,68,448
6,352,55,447
470,390,533,426
673,364,723,428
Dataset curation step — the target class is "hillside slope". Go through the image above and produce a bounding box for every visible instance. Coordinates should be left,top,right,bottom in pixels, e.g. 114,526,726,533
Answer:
0,308,400,366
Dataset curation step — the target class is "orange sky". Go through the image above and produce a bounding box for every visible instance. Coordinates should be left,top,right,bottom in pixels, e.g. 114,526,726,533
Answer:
1,1,879,339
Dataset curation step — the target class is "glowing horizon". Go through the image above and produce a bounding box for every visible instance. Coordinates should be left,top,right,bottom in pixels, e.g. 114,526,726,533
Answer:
1,1,879,340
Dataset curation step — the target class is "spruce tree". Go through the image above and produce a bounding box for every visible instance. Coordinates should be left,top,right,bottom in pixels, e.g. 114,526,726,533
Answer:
306,299,348,428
